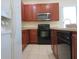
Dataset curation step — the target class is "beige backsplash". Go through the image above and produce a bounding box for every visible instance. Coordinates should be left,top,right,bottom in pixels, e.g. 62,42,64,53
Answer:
22,21,63,29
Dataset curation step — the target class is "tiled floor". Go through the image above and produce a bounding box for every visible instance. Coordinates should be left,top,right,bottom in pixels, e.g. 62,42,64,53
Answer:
22,44,56,59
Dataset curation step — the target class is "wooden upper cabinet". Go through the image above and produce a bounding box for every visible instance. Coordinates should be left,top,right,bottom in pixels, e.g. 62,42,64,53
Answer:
23,5,33,21
21,2,25,21
36,4,50,13
49,3,59,21
22,3,59,21
22,4,37,21
29,29,38,44
32,4,37,21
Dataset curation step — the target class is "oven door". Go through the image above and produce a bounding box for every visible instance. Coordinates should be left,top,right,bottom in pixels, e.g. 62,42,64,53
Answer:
40,30,49,38
38,30,51,44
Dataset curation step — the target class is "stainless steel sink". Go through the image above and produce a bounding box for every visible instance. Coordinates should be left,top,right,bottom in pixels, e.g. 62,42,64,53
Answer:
66,24,77,28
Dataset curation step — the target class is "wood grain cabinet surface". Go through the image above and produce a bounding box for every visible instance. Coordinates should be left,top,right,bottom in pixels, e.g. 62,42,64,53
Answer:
36,4,50,13
22,30,29,50
24,5,33,21
51,30,59,59
22,3,59,21
72,32,77,59
49,3,59,21
29,29,38,44
21,2,25,21
32,4,37,21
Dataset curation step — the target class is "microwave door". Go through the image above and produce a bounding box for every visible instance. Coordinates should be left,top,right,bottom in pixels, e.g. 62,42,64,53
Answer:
37,13,50,21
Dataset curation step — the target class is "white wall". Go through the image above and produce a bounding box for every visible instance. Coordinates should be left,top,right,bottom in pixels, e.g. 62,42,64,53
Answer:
60,0,76,6
23,0,59,4
59,0,77,27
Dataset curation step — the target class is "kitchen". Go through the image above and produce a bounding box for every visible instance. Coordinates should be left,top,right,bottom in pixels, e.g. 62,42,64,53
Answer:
1,0,77,59
22,0,77,59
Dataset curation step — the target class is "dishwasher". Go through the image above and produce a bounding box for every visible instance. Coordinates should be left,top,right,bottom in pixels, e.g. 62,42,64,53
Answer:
57,31,72,59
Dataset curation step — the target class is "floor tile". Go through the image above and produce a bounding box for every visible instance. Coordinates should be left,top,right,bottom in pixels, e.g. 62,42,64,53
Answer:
22,44,56,59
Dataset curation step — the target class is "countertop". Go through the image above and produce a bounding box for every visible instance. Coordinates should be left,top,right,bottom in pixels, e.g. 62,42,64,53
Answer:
22,26,77,32
51,27,77,32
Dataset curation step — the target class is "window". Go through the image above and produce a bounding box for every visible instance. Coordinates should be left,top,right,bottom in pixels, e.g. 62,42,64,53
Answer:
63,6,77,27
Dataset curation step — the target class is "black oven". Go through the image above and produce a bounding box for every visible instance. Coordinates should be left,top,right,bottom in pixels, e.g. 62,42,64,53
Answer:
38,24,51,44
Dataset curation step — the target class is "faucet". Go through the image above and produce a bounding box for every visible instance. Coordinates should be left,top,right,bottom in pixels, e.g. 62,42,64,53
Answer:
63,18,71,28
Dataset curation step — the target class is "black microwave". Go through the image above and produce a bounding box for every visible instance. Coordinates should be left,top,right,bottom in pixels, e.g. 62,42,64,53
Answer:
37,13,51,21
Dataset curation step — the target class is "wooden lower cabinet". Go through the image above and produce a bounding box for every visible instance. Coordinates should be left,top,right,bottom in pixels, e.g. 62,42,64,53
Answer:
22,30,29,50
72,32,77,59
51,30,58,59
29,29,38,44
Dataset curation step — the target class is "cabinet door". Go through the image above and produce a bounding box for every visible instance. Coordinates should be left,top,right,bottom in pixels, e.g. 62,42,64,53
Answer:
23,4,37,21
49,3,59,21
31,4,37,21
29,29,37,44
22,30,29,50
24,5,33,21
72,32,77,59
22,3,59,21
21,3,25,21
51,30,58,59
36,4,50,13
